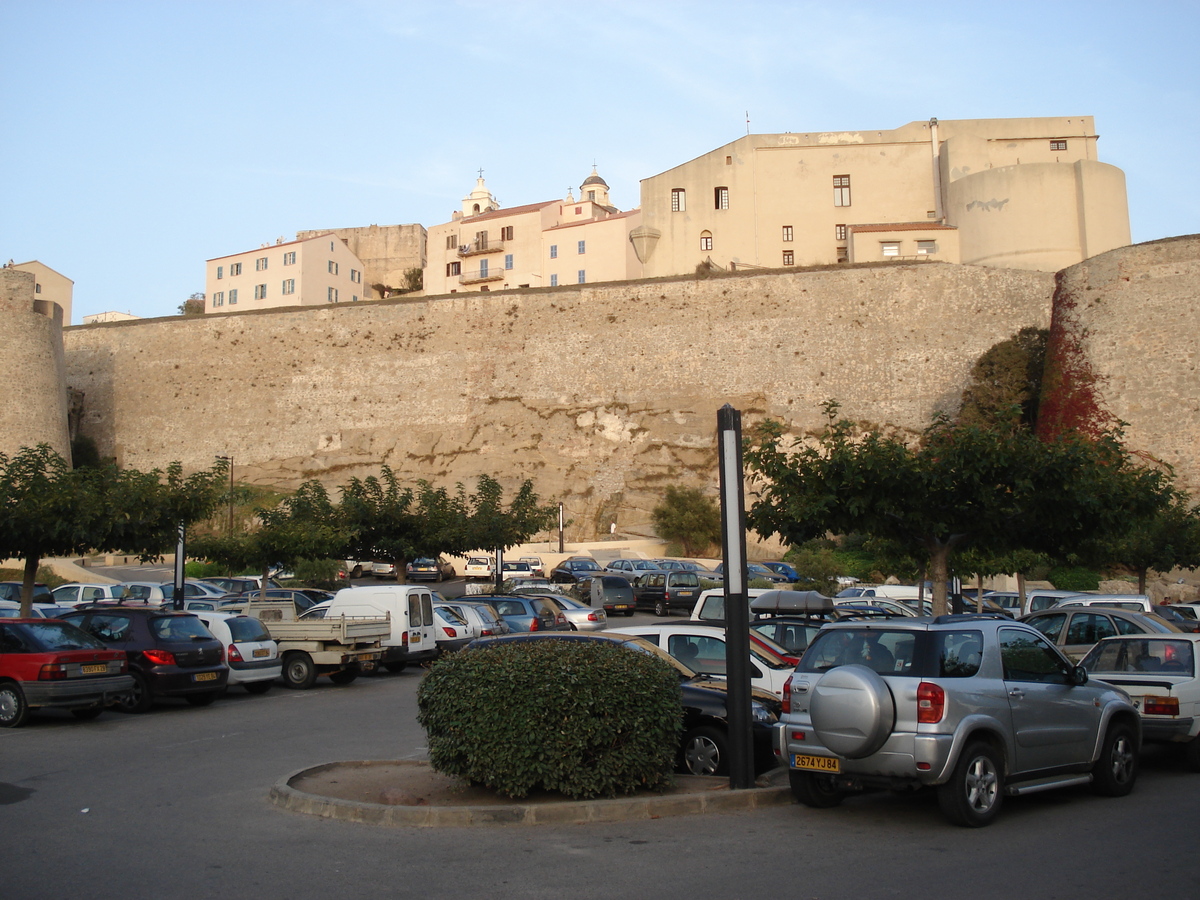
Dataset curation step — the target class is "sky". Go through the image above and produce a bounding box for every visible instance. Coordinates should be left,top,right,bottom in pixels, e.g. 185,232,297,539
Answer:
3,0,1198,323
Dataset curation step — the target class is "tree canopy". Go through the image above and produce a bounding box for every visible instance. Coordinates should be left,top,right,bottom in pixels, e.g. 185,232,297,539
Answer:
651,486,721,557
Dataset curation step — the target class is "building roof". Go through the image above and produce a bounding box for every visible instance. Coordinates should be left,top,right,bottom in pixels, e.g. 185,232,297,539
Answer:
459,201,559,225
848,222,958,233
581,172,608,188
206,233,338,263
543,208,640,232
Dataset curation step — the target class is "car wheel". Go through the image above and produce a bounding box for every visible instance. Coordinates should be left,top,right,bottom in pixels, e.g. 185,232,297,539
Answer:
115,672,154,714
328,667,358,685
937,741,1004,827
185,691,219,707
654,598,669,617
1092,721,1138,796
244,681,272,695
788,770,844,808
351,565,363,578
384,662,407,674
70,705,104,721
681,725,728,776
623,609,635,617
0,682,30,728
283,652,318,690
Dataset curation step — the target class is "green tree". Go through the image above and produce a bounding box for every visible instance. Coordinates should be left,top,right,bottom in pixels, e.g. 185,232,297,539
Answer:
745,402,1172,616
957,327,1048,430
650,486,721,557
178,292,205,316
457,475,557,591
402,267,423,293
1086,493,1200,594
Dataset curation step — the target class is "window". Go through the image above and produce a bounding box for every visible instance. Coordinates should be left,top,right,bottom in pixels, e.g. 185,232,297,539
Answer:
935,631,984,678
500,226,513,241
253,284,267,299
550,274,558,287
917,240,937,256
446,261,461,276
479,259,488,277
833,175,851,207
725,155,732,165
999,629,1072,683
230,262,242,276
446,234,457,250
835,224,847,241
700,231,713,251
228,288,238,304
1066,613,1117,646
327,287,338,303
881,242,900,257
504,254,513,270
281,279,294,295
283,251,296,265
330,241,335,251
1050,139,1067,151
578,240,586,254
213,291,224,306
587,191,595,201
714,186,729,210
352,295,358,302
575,206,582,215
671,188,686,212
782,250,794,266
350,269,361,283
255,257,268,271
782,225,793,242
577,270,586,284
549,244,558,259
216,266,224,280
328,261,338,275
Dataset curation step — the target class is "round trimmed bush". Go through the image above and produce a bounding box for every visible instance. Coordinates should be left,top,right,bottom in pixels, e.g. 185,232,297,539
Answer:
417,639,682,799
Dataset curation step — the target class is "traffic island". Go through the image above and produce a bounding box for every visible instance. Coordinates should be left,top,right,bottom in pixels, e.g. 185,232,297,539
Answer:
270,760,791,827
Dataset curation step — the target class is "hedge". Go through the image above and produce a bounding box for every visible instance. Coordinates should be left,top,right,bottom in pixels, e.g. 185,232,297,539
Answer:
417,639,682,799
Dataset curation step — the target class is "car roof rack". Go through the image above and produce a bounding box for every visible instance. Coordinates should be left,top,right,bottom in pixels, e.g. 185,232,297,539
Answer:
932,613,1009,624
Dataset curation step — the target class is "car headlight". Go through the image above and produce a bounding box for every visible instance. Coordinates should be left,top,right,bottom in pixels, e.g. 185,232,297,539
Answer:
751,702,777,724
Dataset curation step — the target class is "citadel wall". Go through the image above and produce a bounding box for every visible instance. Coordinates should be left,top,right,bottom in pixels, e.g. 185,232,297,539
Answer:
62,262,1054,537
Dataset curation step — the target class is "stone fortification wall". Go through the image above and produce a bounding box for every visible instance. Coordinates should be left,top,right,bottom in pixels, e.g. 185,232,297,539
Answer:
63,262,1054,537
0,269,71,459
1047,235,1200,494
296,224,426,296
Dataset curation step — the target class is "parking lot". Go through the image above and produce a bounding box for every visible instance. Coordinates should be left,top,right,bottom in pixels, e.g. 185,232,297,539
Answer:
4,635,1200,899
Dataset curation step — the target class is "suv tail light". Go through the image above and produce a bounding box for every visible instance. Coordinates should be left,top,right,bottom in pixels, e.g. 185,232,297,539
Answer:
142,649,177,666
782,674,794,714
917,682,946,723
529,618,540,632
1144,695,1179,716
38,662,69,680
227,644,243,664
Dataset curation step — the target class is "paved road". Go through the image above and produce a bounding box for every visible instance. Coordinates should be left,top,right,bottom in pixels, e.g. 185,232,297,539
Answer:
3,656,1199,900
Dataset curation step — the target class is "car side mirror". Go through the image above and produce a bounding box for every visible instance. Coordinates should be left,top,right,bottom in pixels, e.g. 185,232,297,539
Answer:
1072,665,1089,686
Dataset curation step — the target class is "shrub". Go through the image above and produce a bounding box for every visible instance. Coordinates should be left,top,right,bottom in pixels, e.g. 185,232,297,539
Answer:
417,639,682,799
1047,566,1101,592
185,560,224,579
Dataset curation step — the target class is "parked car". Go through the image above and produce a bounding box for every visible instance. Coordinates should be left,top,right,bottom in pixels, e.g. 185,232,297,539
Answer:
155,581,229,602
51,583,127,607
715,562,789,584
325,585,439,672
777,615,1141,826
633,570,702,617
0,582,54,605
407,557,456,582
476,594,569,632
227,588,321,615
465,631,782,776
433,606,474,653
1152,605,1200,633
518,556,545,577
1022,606,1182,661
608,621,795,697
0,618,134,727
463,556,496,580
1055,594,1155,613
761,561,800,583
589,575,636,616
604,558,667,583
984,588,1082,616
435,600,511,637
499,560,534,579
0,601,74,619
550,556,603,584
1080,634,1200,770
58,607,228,713
121,582,170,604
342,560,372,579
836,596,918,618
203,576,281,595
539,593,608,632
371,560,397,577
192,612,280,694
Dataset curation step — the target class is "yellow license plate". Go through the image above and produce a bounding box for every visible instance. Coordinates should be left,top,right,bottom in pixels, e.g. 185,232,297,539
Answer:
793,753,840,773
81,664,108,675
194,671,219,682
252,648,270,658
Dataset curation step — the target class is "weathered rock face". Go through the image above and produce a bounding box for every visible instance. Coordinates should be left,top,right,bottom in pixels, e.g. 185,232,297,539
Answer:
63,262,1054,538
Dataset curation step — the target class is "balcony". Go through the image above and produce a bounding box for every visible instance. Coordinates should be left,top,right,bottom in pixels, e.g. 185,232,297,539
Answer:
459,267,506,285
457,239,505,258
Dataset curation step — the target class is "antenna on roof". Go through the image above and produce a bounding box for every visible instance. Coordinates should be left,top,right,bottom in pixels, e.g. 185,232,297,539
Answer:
746,111,750,135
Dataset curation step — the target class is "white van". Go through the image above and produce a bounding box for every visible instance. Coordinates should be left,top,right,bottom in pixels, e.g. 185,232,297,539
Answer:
327,585,439,672
1054,594,1154,613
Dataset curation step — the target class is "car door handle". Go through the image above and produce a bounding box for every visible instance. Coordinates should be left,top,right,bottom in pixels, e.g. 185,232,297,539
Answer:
1008,689,1025,699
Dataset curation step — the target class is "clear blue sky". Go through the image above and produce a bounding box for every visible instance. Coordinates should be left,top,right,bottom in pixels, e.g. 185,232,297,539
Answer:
3,0,1197,322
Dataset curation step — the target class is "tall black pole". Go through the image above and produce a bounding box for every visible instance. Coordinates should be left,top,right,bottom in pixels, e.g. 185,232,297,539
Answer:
718,404,755,789
172,522,186,611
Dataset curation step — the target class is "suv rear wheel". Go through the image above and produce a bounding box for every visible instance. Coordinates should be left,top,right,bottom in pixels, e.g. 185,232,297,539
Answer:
937,741,1003,827
789,770,844,808
1091,721,1138,796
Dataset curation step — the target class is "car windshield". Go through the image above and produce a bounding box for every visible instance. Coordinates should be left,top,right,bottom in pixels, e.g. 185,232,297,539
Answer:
150,615,213,641
1082,638,1196,675
20,621,107,651
225,617,272,643
799,628,918,675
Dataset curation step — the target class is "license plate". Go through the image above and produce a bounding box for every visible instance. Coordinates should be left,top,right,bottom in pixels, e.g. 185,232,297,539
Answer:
193,671,219,682
410,634,421,643
614,605,631,610
80,664,108,675
252,648,270,658
793,753,840,773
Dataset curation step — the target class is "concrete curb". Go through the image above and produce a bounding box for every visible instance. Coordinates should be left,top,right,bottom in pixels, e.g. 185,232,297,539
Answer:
269,760,793,827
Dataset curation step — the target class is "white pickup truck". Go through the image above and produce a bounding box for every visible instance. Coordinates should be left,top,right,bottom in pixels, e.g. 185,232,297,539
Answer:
222,600,389,689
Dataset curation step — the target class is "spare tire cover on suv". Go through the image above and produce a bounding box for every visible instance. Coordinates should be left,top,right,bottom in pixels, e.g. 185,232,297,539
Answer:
809,664,896,759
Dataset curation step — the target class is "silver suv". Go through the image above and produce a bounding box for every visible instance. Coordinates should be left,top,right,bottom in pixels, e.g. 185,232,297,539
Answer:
775,615,1141,826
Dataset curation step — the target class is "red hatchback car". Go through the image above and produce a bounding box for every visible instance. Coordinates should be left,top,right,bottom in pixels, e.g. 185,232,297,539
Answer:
0,618,133,727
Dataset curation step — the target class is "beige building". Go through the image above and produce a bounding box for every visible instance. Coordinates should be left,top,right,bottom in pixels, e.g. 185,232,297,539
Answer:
11,260,73,325
632,116,1130,276
204,234,369,314
82,311,140,324
295,223,426,296
423,171,642,295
